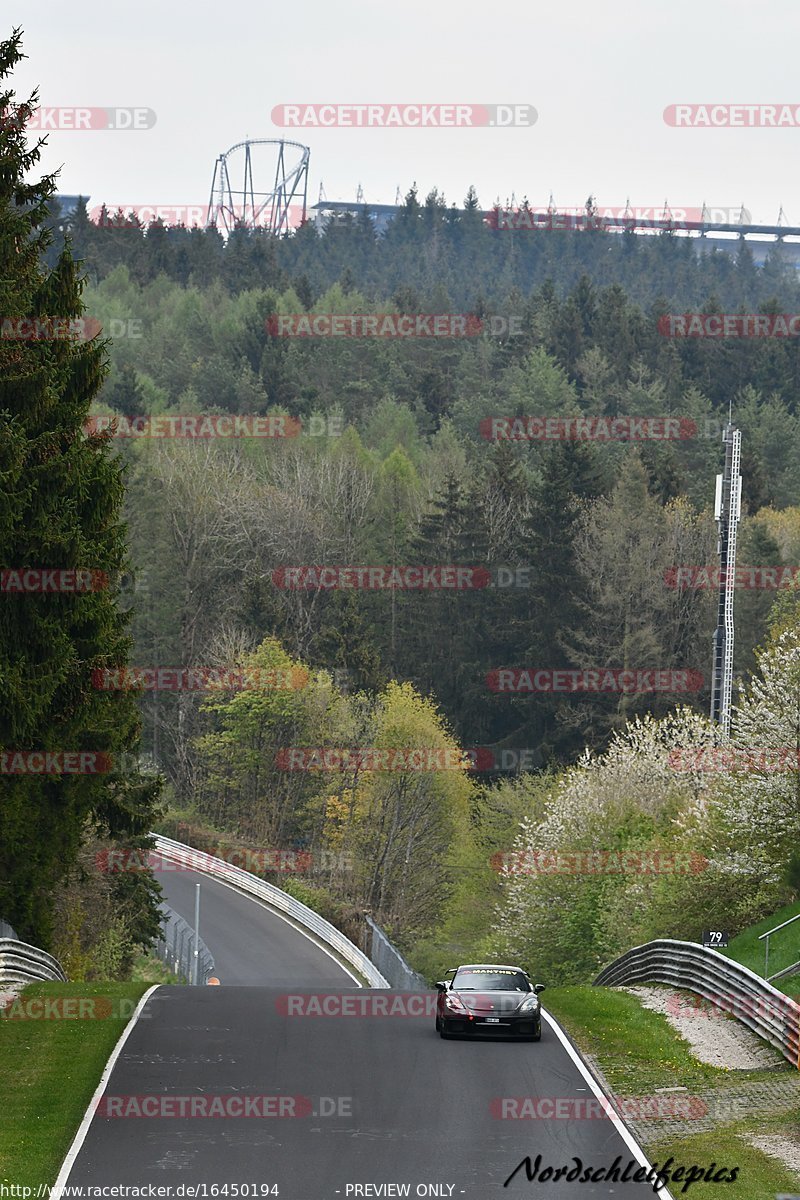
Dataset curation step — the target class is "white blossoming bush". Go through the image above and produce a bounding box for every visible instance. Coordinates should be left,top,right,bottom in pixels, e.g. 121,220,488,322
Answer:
490,608,800,983
717,624,800,876
491,709,719,980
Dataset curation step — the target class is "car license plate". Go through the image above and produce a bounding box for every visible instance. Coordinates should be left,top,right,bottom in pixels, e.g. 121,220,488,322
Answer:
485,1017,501,1023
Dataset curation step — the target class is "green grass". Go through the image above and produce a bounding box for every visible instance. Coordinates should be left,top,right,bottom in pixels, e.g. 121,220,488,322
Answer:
131,952,183,984
648,1126,800,1199
0,980,153,1185
723,899,800,996
544,985,787,1094
546,986,800,1197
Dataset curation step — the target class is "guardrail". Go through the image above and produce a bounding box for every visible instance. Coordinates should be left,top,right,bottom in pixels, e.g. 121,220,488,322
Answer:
0,938,67,985
594,938,800,1068
150,834,390,988
759,912,800,980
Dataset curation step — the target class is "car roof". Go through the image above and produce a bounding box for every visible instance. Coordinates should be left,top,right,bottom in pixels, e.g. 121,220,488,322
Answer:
453,964,528,972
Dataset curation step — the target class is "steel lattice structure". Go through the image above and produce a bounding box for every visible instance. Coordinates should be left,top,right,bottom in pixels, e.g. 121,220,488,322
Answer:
710,423,742,735
206,139,310,235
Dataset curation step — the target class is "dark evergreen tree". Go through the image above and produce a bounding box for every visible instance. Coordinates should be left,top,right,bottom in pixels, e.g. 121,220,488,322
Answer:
399,474,489,735
511,442,604,763
0,31,162,946
106,363,145,420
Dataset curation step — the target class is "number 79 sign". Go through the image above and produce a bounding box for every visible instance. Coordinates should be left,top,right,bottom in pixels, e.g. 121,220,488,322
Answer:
702,929,729,948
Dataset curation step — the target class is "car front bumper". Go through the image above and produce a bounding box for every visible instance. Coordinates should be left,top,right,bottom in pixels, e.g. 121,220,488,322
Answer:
441,1011,541,1038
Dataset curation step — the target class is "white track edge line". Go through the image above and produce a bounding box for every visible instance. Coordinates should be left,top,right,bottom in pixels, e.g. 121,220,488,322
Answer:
542,1009,675,1200
52,984,161,1193
171,867,364,987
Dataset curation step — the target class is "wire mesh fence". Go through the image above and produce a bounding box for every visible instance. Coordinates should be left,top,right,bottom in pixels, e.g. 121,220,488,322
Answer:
364,915,429,991
153,902,215,984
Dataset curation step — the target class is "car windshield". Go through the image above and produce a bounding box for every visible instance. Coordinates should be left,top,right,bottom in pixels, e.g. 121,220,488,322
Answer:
453,970,530,992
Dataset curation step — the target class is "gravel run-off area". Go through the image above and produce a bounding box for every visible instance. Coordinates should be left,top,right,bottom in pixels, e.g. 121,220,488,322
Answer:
618,985,800,1178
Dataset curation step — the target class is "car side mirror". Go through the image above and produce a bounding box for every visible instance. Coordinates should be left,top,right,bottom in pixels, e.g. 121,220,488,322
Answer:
534,983,546,994
435,981,447,991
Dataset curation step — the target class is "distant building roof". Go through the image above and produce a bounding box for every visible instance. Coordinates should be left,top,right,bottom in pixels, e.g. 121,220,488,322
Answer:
51,194,90,218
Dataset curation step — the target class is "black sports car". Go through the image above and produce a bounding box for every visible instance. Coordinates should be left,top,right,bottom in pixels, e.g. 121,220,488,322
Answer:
435,963,545,1039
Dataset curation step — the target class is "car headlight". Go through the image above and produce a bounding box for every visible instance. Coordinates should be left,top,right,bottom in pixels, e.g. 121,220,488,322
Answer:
518,995,541,1012
444,993,468,1013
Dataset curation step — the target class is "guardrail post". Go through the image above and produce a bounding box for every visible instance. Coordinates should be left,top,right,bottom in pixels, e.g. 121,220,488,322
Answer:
192,882,200,986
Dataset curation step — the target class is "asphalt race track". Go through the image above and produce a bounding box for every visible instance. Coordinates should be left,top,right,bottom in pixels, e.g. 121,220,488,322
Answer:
156,866,355,987
62,868,667,1196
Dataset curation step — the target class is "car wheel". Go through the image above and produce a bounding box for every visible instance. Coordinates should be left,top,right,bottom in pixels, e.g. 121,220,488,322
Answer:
439,1024,450,1039
530,1031,541,1042
435,1016,441,1032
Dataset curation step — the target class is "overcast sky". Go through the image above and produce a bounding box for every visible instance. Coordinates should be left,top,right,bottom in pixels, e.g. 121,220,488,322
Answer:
10,0,800,226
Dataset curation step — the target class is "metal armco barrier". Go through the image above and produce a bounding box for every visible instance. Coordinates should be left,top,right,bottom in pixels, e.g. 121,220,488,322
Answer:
150,834,390,988
595,938,800,1068
0,938,67,984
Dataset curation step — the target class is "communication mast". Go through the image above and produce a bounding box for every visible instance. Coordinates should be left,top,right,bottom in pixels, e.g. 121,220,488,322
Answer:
710,422,742,735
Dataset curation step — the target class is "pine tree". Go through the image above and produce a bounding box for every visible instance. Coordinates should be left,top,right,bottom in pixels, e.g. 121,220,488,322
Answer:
0,31,162,946
106,363,145,420
512,442,602,762
399,474,488,736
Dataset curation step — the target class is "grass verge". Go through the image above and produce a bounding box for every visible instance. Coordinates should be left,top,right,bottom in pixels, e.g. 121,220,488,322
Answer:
647,1126,800,1200
0,980,152,1185
545,985,800,1198
131,952,182,984
723,899,800,997
544,985,787,1095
